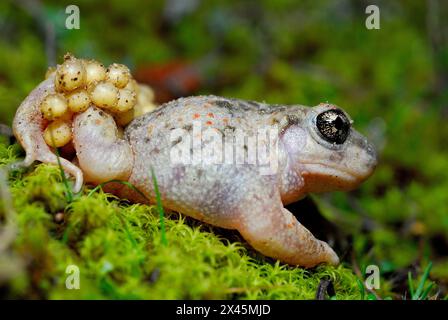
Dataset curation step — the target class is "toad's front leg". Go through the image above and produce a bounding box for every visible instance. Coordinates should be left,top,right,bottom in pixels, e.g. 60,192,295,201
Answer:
235,185,339,267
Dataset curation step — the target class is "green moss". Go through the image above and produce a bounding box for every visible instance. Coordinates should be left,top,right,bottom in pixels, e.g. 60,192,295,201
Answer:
0,142,364,299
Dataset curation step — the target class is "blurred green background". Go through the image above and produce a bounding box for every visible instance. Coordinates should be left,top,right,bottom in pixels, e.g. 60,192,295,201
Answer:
1,0,447,299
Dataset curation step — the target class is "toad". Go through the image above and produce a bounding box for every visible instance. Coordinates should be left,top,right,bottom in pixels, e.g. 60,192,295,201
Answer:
13,75,377,267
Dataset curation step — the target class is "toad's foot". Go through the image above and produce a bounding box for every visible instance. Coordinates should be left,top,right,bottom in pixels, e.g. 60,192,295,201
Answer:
235,187,339,267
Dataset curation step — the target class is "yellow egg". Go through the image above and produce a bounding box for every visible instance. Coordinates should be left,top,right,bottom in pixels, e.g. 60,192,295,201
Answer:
106,63,131,88
125,79,139,93
114,109,135,127
113,88,137,113
134,102,157,118
54,56,87,92
67,89,90,113
43,120,72,148
84,59,106,85
89,81,118,109
40,93,69,120
137,84,155,104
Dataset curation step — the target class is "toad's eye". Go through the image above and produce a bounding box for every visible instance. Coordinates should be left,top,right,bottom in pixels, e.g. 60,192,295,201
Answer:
316,109,350,144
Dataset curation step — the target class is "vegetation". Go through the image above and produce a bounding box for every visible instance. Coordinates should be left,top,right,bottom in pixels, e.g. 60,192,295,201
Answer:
0,0,447,299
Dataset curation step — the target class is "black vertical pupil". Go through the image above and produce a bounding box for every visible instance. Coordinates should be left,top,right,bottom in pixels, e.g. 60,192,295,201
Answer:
316,109,350,144
334,116,343,130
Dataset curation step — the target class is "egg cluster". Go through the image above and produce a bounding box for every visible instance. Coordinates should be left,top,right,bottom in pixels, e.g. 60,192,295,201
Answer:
40,54,156,148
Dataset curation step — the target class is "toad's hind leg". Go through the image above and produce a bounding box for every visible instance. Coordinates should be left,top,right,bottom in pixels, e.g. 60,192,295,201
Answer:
72,106,134,185
235,188,339,268
12,76,84,193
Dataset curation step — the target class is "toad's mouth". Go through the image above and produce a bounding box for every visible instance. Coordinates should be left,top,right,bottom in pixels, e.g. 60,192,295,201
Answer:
299,162,375,192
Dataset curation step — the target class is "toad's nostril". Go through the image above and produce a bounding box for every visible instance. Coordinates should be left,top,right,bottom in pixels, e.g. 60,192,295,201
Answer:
369,146,376,159
347,130,378,175
366,142,378,167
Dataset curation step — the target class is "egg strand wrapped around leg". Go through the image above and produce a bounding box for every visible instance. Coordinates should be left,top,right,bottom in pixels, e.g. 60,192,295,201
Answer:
13,53,157,193
12,74,84,192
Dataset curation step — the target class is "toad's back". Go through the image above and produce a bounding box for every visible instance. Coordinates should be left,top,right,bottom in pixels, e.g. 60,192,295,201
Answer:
125,95,306,139
122,96,304,226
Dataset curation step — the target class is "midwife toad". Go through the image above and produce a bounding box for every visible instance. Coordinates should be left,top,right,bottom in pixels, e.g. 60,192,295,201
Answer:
13,76,377,267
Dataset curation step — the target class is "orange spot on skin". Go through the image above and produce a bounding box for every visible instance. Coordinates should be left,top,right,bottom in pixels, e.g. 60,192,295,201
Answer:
207,113,214,118
223,118,229,124
193,113,200,119
205,120,213,125
203,103,212,108
95,119,102,125
287,222,295,229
